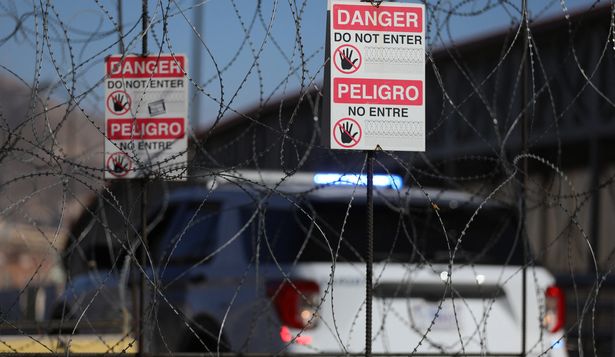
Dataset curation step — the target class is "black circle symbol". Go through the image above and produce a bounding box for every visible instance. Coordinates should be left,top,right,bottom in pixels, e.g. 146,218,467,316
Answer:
333,117,362,148
106,152,133,177
106,90,131,115
334,44,362,74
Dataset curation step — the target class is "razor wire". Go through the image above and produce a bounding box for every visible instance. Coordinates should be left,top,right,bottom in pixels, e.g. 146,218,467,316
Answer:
0,0,613,356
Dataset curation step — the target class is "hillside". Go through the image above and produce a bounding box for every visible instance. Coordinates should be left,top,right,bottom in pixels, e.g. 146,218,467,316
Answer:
0,75,105,286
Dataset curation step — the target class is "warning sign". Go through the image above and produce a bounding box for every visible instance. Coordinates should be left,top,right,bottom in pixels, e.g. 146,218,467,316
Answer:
333,117,362,148
327,0,425,151
106,152,133,177
104,54,188,180
106,90,131,115
334,44,362,74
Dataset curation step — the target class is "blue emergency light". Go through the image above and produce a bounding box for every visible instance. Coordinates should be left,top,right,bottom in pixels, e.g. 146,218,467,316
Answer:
313,173,403,189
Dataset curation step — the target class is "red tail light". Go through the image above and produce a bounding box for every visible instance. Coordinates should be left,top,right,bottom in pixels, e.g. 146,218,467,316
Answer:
543,285,565,333
267,280,320,329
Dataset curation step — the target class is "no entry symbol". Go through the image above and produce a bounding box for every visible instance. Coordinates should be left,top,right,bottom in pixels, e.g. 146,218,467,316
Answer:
334,44,362,74
106,90,131,115
333,117,362,148
106,152,133,177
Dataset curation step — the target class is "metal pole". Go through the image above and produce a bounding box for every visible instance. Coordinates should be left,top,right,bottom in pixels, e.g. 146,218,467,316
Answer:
138,180,148,356
141,0,148,56
138,1,148,356
521,0,529,355
117,0,124,54
365,150,374,357
190,0,204,128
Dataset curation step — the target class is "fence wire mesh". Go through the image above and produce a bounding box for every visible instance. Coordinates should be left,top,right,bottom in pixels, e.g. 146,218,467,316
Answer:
0,0,614,356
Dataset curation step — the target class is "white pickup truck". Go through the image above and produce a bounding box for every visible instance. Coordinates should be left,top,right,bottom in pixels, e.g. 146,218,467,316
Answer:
54,171,567,356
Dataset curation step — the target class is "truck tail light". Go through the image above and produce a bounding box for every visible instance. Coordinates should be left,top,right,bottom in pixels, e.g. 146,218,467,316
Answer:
543,285,565,333
267,280,320,329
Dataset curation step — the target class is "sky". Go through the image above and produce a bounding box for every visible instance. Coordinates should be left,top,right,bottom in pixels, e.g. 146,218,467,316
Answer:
0,0,591,130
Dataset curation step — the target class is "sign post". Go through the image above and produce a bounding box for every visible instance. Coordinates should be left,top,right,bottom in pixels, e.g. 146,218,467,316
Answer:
326,1,425,356
105,2,191,355
105,51,189,354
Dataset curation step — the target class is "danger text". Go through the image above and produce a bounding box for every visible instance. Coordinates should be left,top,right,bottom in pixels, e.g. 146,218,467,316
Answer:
334,78,423,106
333,4,422,33
107,55,185,78
107,118,185,140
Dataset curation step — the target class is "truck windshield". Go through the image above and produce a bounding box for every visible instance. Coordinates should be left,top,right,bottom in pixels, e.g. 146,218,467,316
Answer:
243,200,522,265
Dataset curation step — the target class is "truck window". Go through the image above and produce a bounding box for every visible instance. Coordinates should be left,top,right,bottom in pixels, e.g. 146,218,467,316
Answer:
152,202,221,265
242,200,522,265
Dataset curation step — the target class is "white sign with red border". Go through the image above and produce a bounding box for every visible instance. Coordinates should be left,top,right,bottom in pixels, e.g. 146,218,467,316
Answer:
104,54,188,180
329,0,425,151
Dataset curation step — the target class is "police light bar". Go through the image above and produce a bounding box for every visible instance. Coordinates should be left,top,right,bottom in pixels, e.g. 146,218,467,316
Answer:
313,173,403,189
